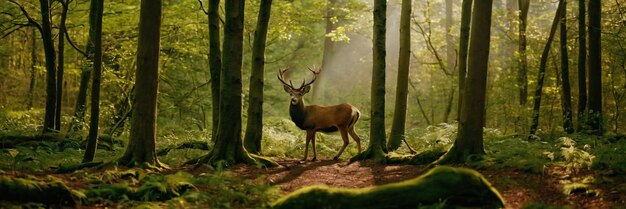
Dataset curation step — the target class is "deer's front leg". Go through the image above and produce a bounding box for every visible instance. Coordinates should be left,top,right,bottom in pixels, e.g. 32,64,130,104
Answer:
302,132,313,161
306,130,317,161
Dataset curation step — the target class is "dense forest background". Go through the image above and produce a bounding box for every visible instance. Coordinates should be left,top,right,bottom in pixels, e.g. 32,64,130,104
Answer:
0,0,625,208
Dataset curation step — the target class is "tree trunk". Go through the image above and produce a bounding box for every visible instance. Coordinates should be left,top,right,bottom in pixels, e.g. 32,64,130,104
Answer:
529,0,565,136
312,0,337,102
351,0,387,162
559,0,574,134
244,0,273,154
445,0,455,74
587,0,602,135
518,0,530,105
198,0,275,168
576,0,587,131
457,0,472,121
67,0,100,136
208,0,221,142
83,0,104,163
435,0,493,164
388,0,411,151
39,0,57,134
27,28,37,110
119,0,163,167
55,1,69,132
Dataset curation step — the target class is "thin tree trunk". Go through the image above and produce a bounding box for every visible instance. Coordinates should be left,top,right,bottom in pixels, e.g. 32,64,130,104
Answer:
27,28,37,110
119,0,163,167
457,0,472,121
39,0,57,134
587,0,602,135
83,0,104,163
388,0,411,151
436,0,493,164
244,0,273,154
445,0,454,73
312,0,337,102
518,0,530,105
529,0,565,136
559,0,574,134
208,0,221,142
576,0,587,131
55,0,69,131
351,0,387,162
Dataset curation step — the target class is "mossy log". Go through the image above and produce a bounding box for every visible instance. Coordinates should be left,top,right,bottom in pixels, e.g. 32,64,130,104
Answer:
156,140,210,156
271,166,505,209
0,175,85,206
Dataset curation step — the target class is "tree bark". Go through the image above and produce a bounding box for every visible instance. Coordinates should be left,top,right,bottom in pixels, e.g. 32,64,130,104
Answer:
55,1,69,132
457,0,472,121
587,0,602,135
351,0,387,162
198,0,275,167
27,28,37,110
445,0,455,74
435,0,493,164
576,0,587,131
518,0,530,105
388,0,411,151
529,0,565,136
119,0,163,167
312,0,337,102
39,0,57,134
208,0,221,142
83,0,104,163
559,0,574,134
244,0,273,154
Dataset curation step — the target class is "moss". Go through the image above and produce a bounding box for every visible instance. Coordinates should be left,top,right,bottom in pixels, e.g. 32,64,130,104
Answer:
271,166,505,209
0,175,85,206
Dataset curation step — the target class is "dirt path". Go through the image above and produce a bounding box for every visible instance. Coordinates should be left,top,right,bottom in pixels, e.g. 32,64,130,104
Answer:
231,159,623,209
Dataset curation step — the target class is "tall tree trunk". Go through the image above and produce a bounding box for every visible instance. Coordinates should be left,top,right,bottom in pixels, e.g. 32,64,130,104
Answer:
27,28,37,110
457,0,472,121
576,0,587,131
119,0,163,167
587,0,602,135
208,0,221,142
518,0,530,105
559,0,574,134
435,0,493,164
388,0,411,151
83,0,104,163
445,0,454,74
244,0,273,154
312,0,337,102
351,0,387,162
67,0,100,136
55,1,69,131
39,0,57,134
198,0,275,167
529,0,565,136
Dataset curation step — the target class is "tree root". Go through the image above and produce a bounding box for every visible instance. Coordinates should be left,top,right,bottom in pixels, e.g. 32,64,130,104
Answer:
271,166,505,209
0,175,85,206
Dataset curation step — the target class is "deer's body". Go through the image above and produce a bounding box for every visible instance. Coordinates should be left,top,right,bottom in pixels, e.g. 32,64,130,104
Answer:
279,68,362,161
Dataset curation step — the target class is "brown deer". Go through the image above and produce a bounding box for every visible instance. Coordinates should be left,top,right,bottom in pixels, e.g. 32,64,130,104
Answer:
278,67,362,161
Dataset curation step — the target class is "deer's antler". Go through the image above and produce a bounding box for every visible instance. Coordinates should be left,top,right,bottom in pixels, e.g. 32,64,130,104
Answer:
300,66,321,89
278,68,296,89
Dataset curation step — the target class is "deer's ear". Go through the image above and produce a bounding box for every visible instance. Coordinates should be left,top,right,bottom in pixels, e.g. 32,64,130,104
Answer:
301,85,311,94
283,85,292,93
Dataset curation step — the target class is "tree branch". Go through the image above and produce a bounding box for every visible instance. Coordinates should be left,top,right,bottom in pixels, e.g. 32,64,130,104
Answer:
197,0,209,15
7,0,43,33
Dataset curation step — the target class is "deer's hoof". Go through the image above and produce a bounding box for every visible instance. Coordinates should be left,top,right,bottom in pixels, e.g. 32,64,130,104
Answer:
333,156,339,161
311,157,318,162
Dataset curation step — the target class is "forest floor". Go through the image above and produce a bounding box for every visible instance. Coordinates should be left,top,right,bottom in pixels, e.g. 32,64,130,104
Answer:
229,159,626,209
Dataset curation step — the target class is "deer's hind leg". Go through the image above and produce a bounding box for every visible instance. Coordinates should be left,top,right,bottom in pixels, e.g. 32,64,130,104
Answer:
334,127,350,161
348,126,362,153
302,130,314,161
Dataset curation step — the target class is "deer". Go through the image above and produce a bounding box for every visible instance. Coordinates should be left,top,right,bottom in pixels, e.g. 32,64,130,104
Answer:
278,67,362,161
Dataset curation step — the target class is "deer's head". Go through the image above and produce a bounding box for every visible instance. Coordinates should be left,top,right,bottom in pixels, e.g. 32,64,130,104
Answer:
278,67,320,105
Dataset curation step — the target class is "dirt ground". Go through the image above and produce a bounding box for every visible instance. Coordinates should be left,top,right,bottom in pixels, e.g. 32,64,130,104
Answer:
231,159,626,209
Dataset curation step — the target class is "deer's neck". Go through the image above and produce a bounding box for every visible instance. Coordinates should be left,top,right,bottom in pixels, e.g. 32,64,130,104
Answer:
289,101,306,129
